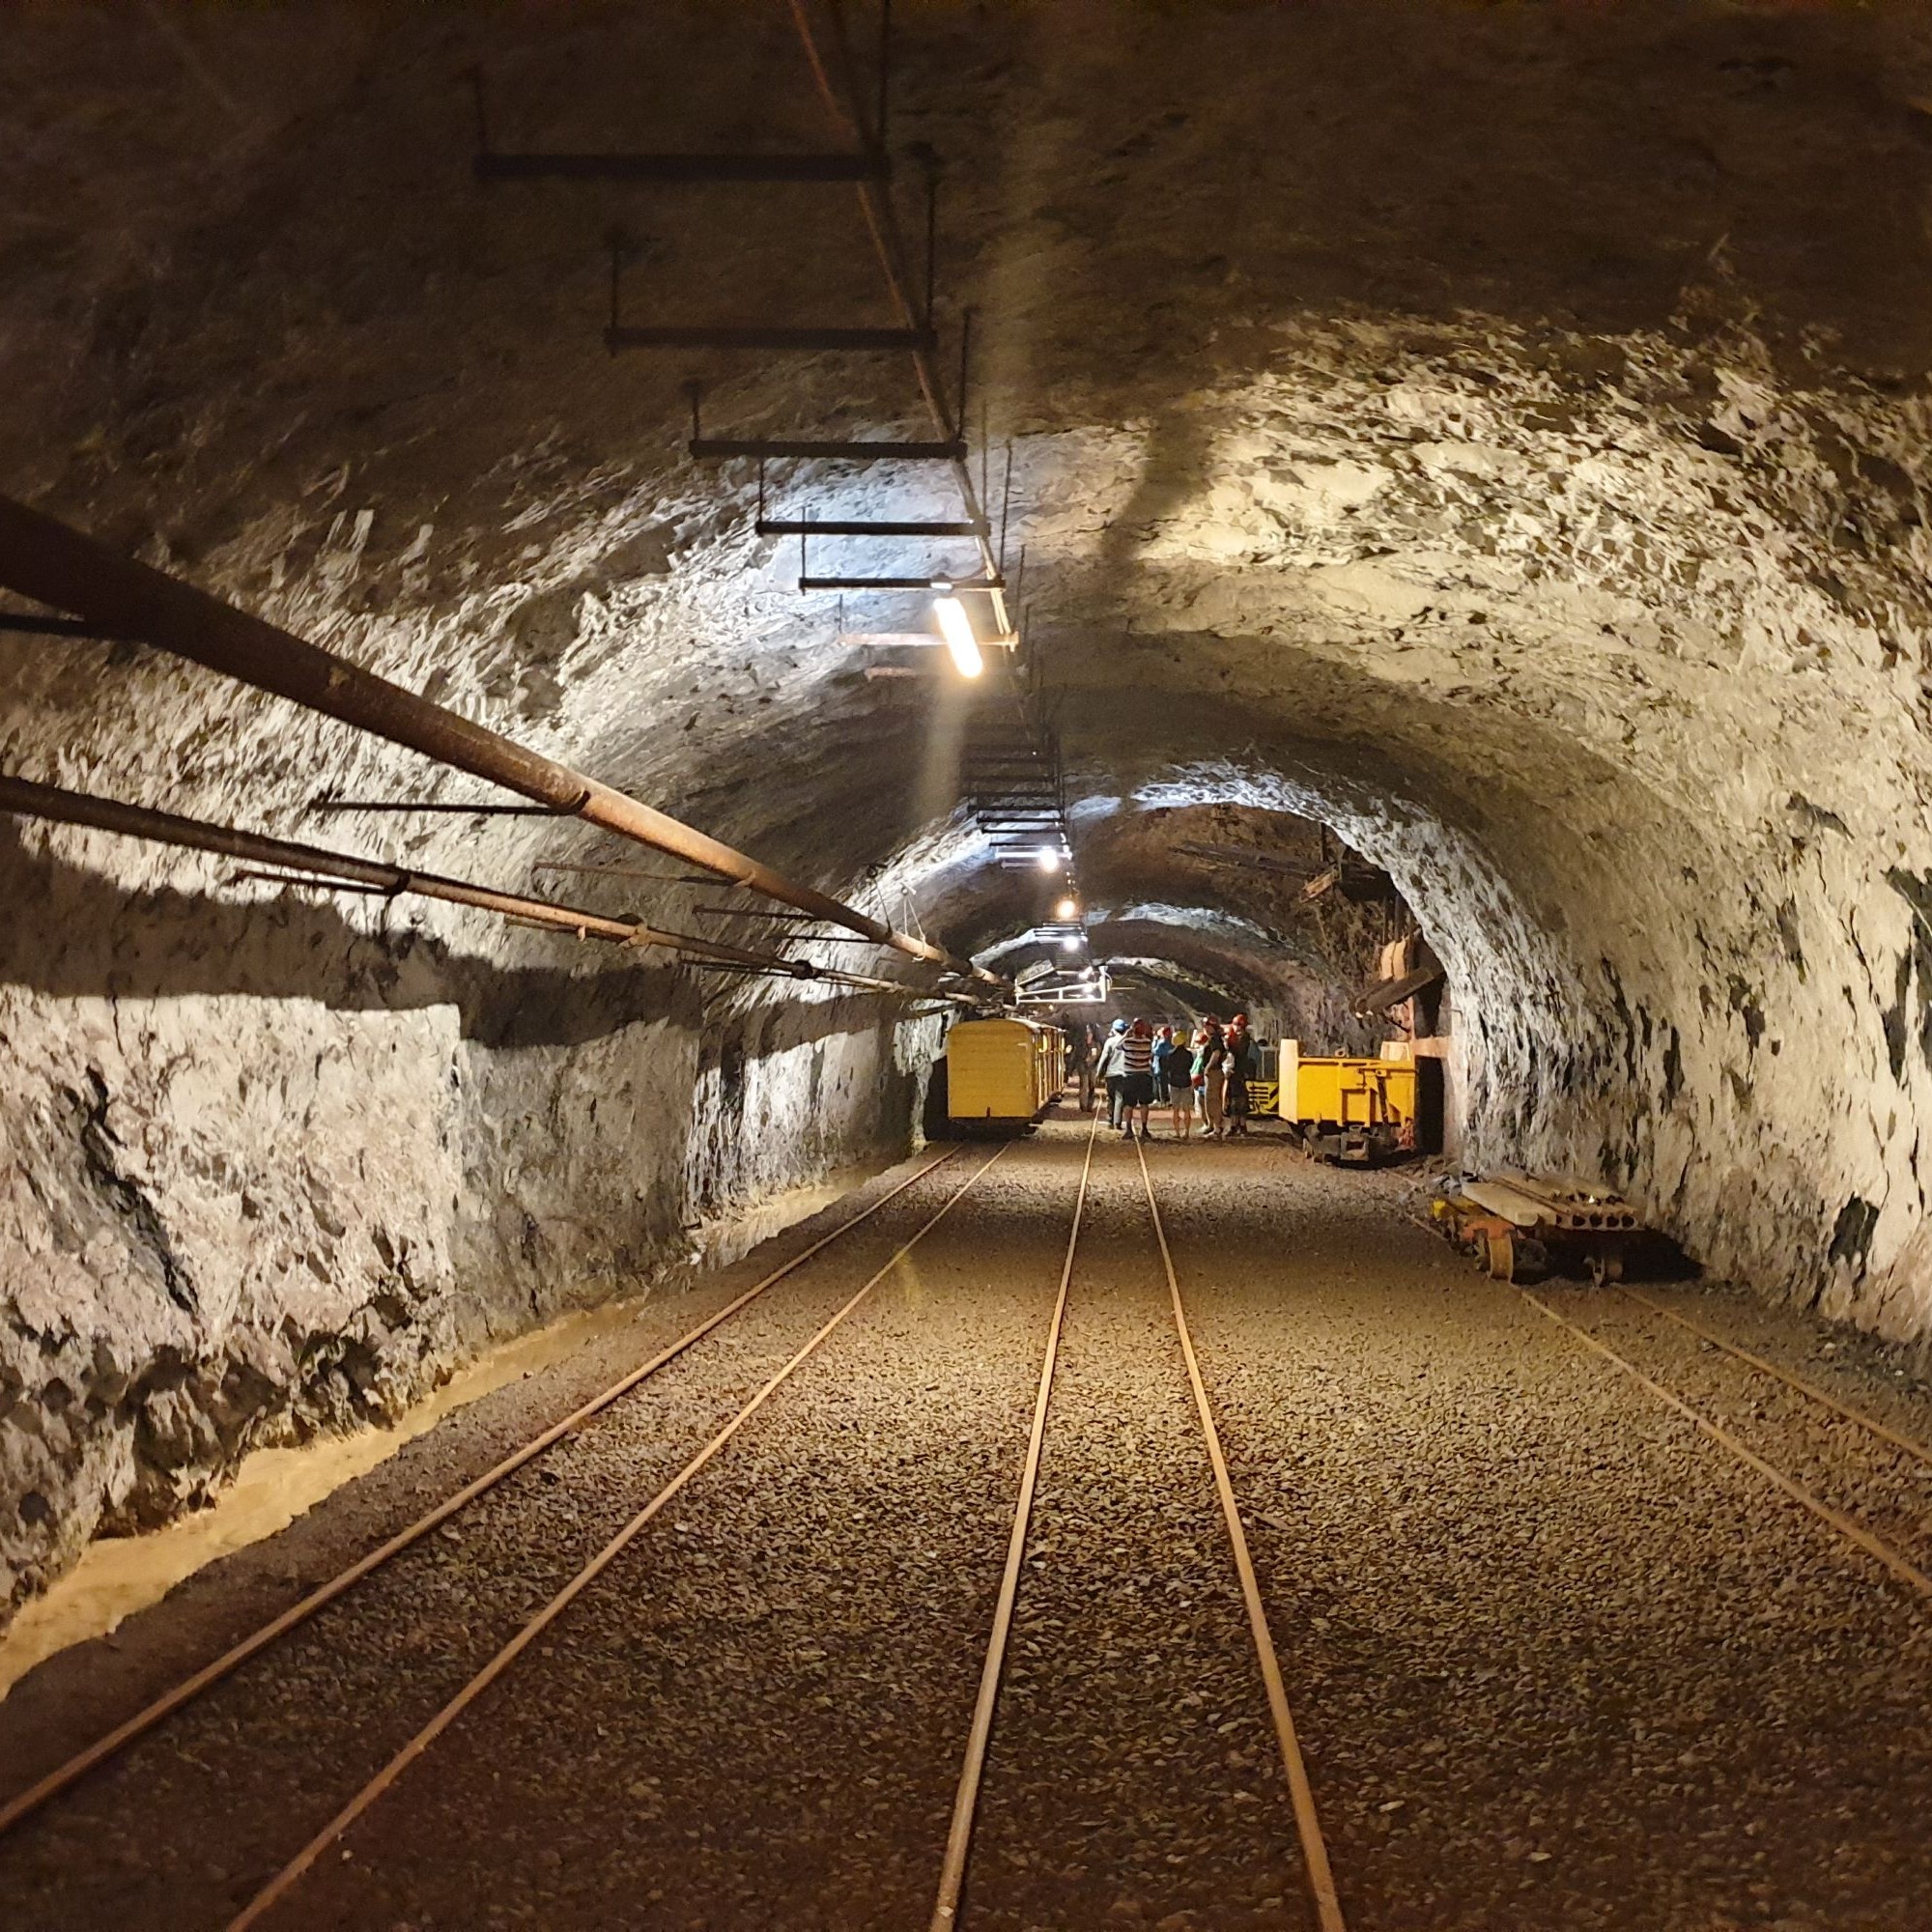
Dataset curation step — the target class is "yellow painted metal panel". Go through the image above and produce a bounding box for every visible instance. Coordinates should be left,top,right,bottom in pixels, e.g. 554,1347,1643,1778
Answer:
1286,1054,1418,1128
949,1018,1046,1121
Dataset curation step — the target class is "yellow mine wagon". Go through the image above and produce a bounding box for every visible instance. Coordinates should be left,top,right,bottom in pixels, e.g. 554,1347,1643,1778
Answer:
945,1017,1065,1132
1278,1041,1442,1164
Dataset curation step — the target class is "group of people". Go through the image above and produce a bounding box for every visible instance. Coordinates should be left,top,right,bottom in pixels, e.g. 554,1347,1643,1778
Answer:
1072,1014,1258,1141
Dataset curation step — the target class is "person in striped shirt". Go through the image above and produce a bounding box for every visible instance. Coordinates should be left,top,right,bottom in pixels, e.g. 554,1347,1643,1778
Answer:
1120,1017,1155,1141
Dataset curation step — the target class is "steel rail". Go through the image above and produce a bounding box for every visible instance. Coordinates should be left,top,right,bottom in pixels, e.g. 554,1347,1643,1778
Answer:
1517,1290,1932,1601
0,1148,966,1837
1133,1140,1349,1932
929,1109,1097,1930
1619,1288,1932,1470
223,1143,1011,1931
784,0,1011,645
0,494,1000,986
0,772,851,980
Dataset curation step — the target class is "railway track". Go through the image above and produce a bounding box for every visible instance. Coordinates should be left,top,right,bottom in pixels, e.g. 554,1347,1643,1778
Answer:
6,1110,1351,1929
18,1121,1928,1928
1519,1280,1932,1602
222,1142,1014,1930
930,1122,1344,1932
0,1146,978,1836
197,1112,1343,1930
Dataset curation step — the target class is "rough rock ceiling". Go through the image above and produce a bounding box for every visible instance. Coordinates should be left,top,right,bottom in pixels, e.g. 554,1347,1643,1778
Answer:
8,0,1932,1355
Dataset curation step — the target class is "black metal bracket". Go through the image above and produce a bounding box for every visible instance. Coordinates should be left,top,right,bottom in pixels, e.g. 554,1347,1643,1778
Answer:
0,611,138,642
798,573,1005,593
306,792,589,818
684,381,963,462
480,151,882,184
608,324,934,354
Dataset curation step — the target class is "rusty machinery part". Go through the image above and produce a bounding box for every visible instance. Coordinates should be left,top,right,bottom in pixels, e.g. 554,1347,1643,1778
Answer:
0,1147,976,1840
1431,1178,1636,1286
221,1145,1014,1931
1517,1291,1932,1604
0,495,1002,988
929,1111,1099,1930
0,773,947,999
1133,1138,1349,1932
1482,1227,1550,1286
1460,1175,1640,1234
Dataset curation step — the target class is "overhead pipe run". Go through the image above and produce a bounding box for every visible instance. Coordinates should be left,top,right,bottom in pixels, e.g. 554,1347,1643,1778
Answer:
0,774,777,964
0,773,968,1004
0,494,1003,989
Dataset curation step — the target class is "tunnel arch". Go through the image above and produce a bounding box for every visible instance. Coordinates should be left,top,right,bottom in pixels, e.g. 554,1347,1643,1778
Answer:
7,0,1932,1626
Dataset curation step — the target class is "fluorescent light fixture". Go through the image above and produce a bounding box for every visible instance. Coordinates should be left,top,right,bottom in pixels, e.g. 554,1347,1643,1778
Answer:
932,595,983,678
1054,896,1078,921
1036,846,1061,872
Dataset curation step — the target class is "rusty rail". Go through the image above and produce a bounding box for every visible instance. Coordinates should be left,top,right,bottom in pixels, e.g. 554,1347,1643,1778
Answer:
1134,1139,1350,1932
0,494,1000,986
222,1145,1013,1932
0,1146,964,1841
930,1110,1097,1928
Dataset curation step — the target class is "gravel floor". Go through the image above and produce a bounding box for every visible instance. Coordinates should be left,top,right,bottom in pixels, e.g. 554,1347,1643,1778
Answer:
283,1137,1082,1930
963,1140,1308,1932
0,1146,982,1930
8,1119,1932,1930
1164,1138,1932,1931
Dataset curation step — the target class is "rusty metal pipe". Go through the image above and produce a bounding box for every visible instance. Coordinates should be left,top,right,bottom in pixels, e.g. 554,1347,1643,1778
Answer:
0,495,1001,986
0,772,816,973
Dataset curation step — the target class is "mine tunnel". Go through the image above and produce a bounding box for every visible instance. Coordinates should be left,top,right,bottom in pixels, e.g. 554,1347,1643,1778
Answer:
6,5,1932,1927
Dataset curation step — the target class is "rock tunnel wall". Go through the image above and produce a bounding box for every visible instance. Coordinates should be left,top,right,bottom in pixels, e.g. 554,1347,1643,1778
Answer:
11,0,1932,1627
1016,309,1932,1351
0,818,938,1616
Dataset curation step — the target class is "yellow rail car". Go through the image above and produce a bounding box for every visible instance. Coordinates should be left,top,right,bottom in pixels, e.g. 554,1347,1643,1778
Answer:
945,1017,1065,1133
1278,1041,1442,1163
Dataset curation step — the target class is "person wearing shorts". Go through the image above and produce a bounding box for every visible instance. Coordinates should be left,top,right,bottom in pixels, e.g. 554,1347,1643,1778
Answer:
1120,1017,1155,1140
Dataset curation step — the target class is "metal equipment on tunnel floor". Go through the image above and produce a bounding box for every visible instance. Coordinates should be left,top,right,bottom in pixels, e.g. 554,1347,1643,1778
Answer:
941,1016,1065,1132
1432,1172,1643,1285
1277,1040,1444,1164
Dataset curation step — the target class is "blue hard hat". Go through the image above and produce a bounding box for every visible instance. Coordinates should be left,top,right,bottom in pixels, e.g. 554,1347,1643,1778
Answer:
1111,1017,1128,1033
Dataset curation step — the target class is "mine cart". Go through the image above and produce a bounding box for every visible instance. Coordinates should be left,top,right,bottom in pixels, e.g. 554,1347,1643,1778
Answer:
1278,1041,1443,1164
1431,1173,1641,1284
943,1016,1065,1132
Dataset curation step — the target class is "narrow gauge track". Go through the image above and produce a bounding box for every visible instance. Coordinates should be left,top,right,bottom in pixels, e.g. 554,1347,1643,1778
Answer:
1618,1285,1932,1468
1519,1284,1932,1602
0,1145,988,1905
155,1111,1350,1932
219,1142,1012,1928
930,1124,1344,1932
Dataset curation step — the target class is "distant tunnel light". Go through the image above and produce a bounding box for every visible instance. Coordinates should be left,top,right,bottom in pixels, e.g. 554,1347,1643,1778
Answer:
932,595,983,678
1036,846,1062,872
1061,934,1081,952
1054,895,1079,921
